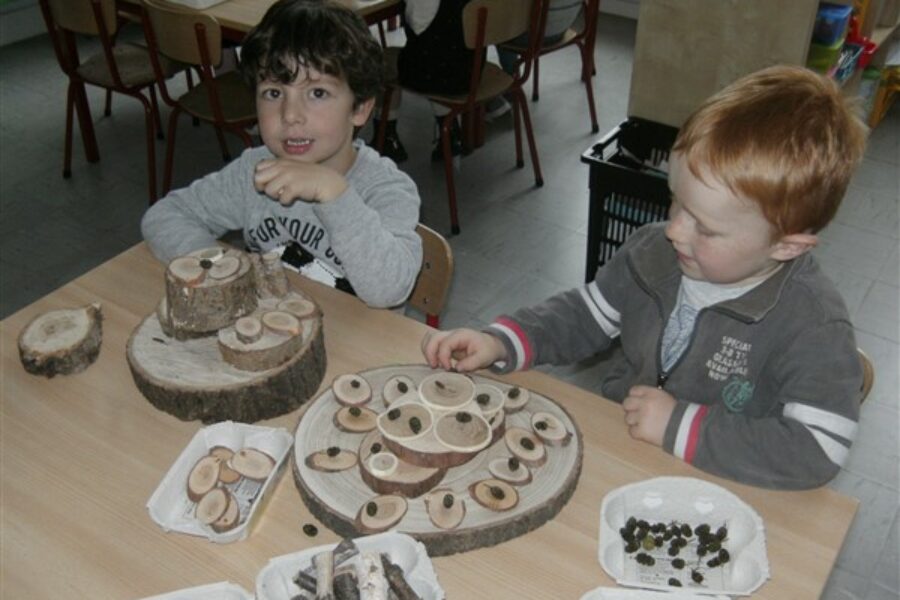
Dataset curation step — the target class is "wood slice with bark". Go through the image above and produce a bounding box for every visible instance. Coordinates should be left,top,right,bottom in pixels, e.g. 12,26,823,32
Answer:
164,247,257,336
127,292,326,423
251,250,290,299
18,304,103,377
292,364,582,556
218,309,307,372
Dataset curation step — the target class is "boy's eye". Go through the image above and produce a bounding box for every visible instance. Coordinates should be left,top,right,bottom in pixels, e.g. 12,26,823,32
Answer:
260,88,281,100
310,88,330,100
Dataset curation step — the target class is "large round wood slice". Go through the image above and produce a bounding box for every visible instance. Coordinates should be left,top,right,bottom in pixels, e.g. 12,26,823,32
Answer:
164,247,257,335
18,304,103,377
127,292,326,423
292,364,583,556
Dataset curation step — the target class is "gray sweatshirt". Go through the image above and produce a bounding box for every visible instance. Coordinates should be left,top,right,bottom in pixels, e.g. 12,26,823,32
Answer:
486,223,862,490
141,141,422,308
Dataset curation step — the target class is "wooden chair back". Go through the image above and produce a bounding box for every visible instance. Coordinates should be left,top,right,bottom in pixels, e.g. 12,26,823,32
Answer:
462,0,541,90
409,224,454,328
463,0,533,48
45,0,117,37
141,0,222,68
858,348,874,404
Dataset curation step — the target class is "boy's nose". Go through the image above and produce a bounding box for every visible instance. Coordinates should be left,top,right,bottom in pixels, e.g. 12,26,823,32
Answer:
665,212,686,243
282,102,306,125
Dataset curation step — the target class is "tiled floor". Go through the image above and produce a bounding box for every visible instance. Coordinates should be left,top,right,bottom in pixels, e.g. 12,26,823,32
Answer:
1,14,898,599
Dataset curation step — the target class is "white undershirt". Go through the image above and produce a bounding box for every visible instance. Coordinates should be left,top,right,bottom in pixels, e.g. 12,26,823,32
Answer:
405,0,440,35
660,276,766,371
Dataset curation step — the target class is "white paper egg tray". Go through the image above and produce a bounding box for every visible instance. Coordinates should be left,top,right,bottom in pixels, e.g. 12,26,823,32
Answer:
147,421,293,544
599,477,769,596
580,587,729,600
256,532,444,600
141,582,253,600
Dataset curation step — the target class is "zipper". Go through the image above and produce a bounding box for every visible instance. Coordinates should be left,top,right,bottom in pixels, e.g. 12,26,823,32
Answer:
657,306,711,390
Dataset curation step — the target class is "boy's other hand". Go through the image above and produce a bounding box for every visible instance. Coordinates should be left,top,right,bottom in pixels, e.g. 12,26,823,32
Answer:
421,328,507,372
254,158,348,205
622,385,676,447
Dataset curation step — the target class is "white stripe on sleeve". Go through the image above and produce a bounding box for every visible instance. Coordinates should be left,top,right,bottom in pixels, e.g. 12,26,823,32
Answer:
578,283,620,338
784,402,858,442
487,322,526,371
672,403,702,460
806,427,851,466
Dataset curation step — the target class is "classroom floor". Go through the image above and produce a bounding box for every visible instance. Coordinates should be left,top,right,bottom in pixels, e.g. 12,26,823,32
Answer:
1,14,897,600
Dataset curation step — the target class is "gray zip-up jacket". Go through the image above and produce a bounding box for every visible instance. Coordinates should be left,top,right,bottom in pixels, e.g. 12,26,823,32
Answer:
141,141,422,308
486,223,861,490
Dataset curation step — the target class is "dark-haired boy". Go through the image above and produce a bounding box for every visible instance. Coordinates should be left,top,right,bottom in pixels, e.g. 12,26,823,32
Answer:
142,0,422,308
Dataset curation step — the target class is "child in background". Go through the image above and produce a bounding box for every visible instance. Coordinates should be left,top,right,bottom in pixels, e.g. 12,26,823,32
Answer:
423,65,868,490
141,0,422,309
374,0,474,163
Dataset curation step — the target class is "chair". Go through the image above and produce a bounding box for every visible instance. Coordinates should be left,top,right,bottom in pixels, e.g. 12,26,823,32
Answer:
376,0,544,235
38,0,183,203
858,348,874,404
409,224,454,328
500,0,601,133
141,0,257,196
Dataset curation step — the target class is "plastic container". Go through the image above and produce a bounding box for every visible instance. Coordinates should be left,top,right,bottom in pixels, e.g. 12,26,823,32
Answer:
580,118,678,281
834,42,865,84
807,37,846,73
813,3,854,45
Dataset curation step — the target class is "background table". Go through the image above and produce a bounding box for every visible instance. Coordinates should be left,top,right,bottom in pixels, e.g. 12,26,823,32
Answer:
0,244,857,599
118,0,402,41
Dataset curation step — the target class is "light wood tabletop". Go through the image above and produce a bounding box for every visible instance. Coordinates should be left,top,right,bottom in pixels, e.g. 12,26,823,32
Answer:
0,243,857,599
117,0,402,38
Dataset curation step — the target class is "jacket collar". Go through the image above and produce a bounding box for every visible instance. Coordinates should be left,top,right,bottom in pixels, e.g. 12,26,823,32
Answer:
628,223,807,323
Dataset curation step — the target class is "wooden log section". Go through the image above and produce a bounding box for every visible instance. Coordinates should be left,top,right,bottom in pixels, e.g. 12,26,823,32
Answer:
18,304,103,377
218,309,306,372
127,293,326,423
164,247,257,335
251,250,290,299
292,364,583,556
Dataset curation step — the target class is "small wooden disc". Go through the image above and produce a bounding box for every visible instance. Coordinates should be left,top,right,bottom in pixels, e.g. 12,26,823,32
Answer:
168,257,205,285
234,316,263,344
208,255,241,280
261,311,302,336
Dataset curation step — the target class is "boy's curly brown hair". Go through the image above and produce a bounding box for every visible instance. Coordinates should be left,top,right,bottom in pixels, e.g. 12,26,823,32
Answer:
240,0,384,109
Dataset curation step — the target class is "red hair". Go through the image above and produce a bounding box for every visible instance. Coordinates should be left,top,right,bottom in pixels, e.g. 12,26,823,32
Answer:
673,65,868,236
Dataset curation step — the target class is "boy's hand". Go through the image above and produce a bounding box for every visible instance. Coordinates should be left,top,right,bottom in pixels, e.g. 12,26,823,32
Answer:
421,328,507,372
622,385,676,446
254,158,348,205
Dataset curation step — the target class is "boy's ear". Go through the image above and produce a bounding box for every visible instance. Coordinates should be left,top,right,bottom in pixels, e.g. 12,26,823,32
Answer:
352,97,376,127
770,232,818,262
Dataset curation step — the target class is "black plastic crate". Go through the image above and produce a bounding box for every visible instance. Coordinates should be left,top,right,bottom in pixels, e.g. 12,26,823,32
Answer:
580,118,679,282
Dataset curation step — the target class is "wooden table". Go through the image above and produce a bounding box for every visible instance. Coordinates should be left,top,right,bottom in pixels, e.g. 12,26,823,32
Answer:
0,244,857,599
118,0,402,41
